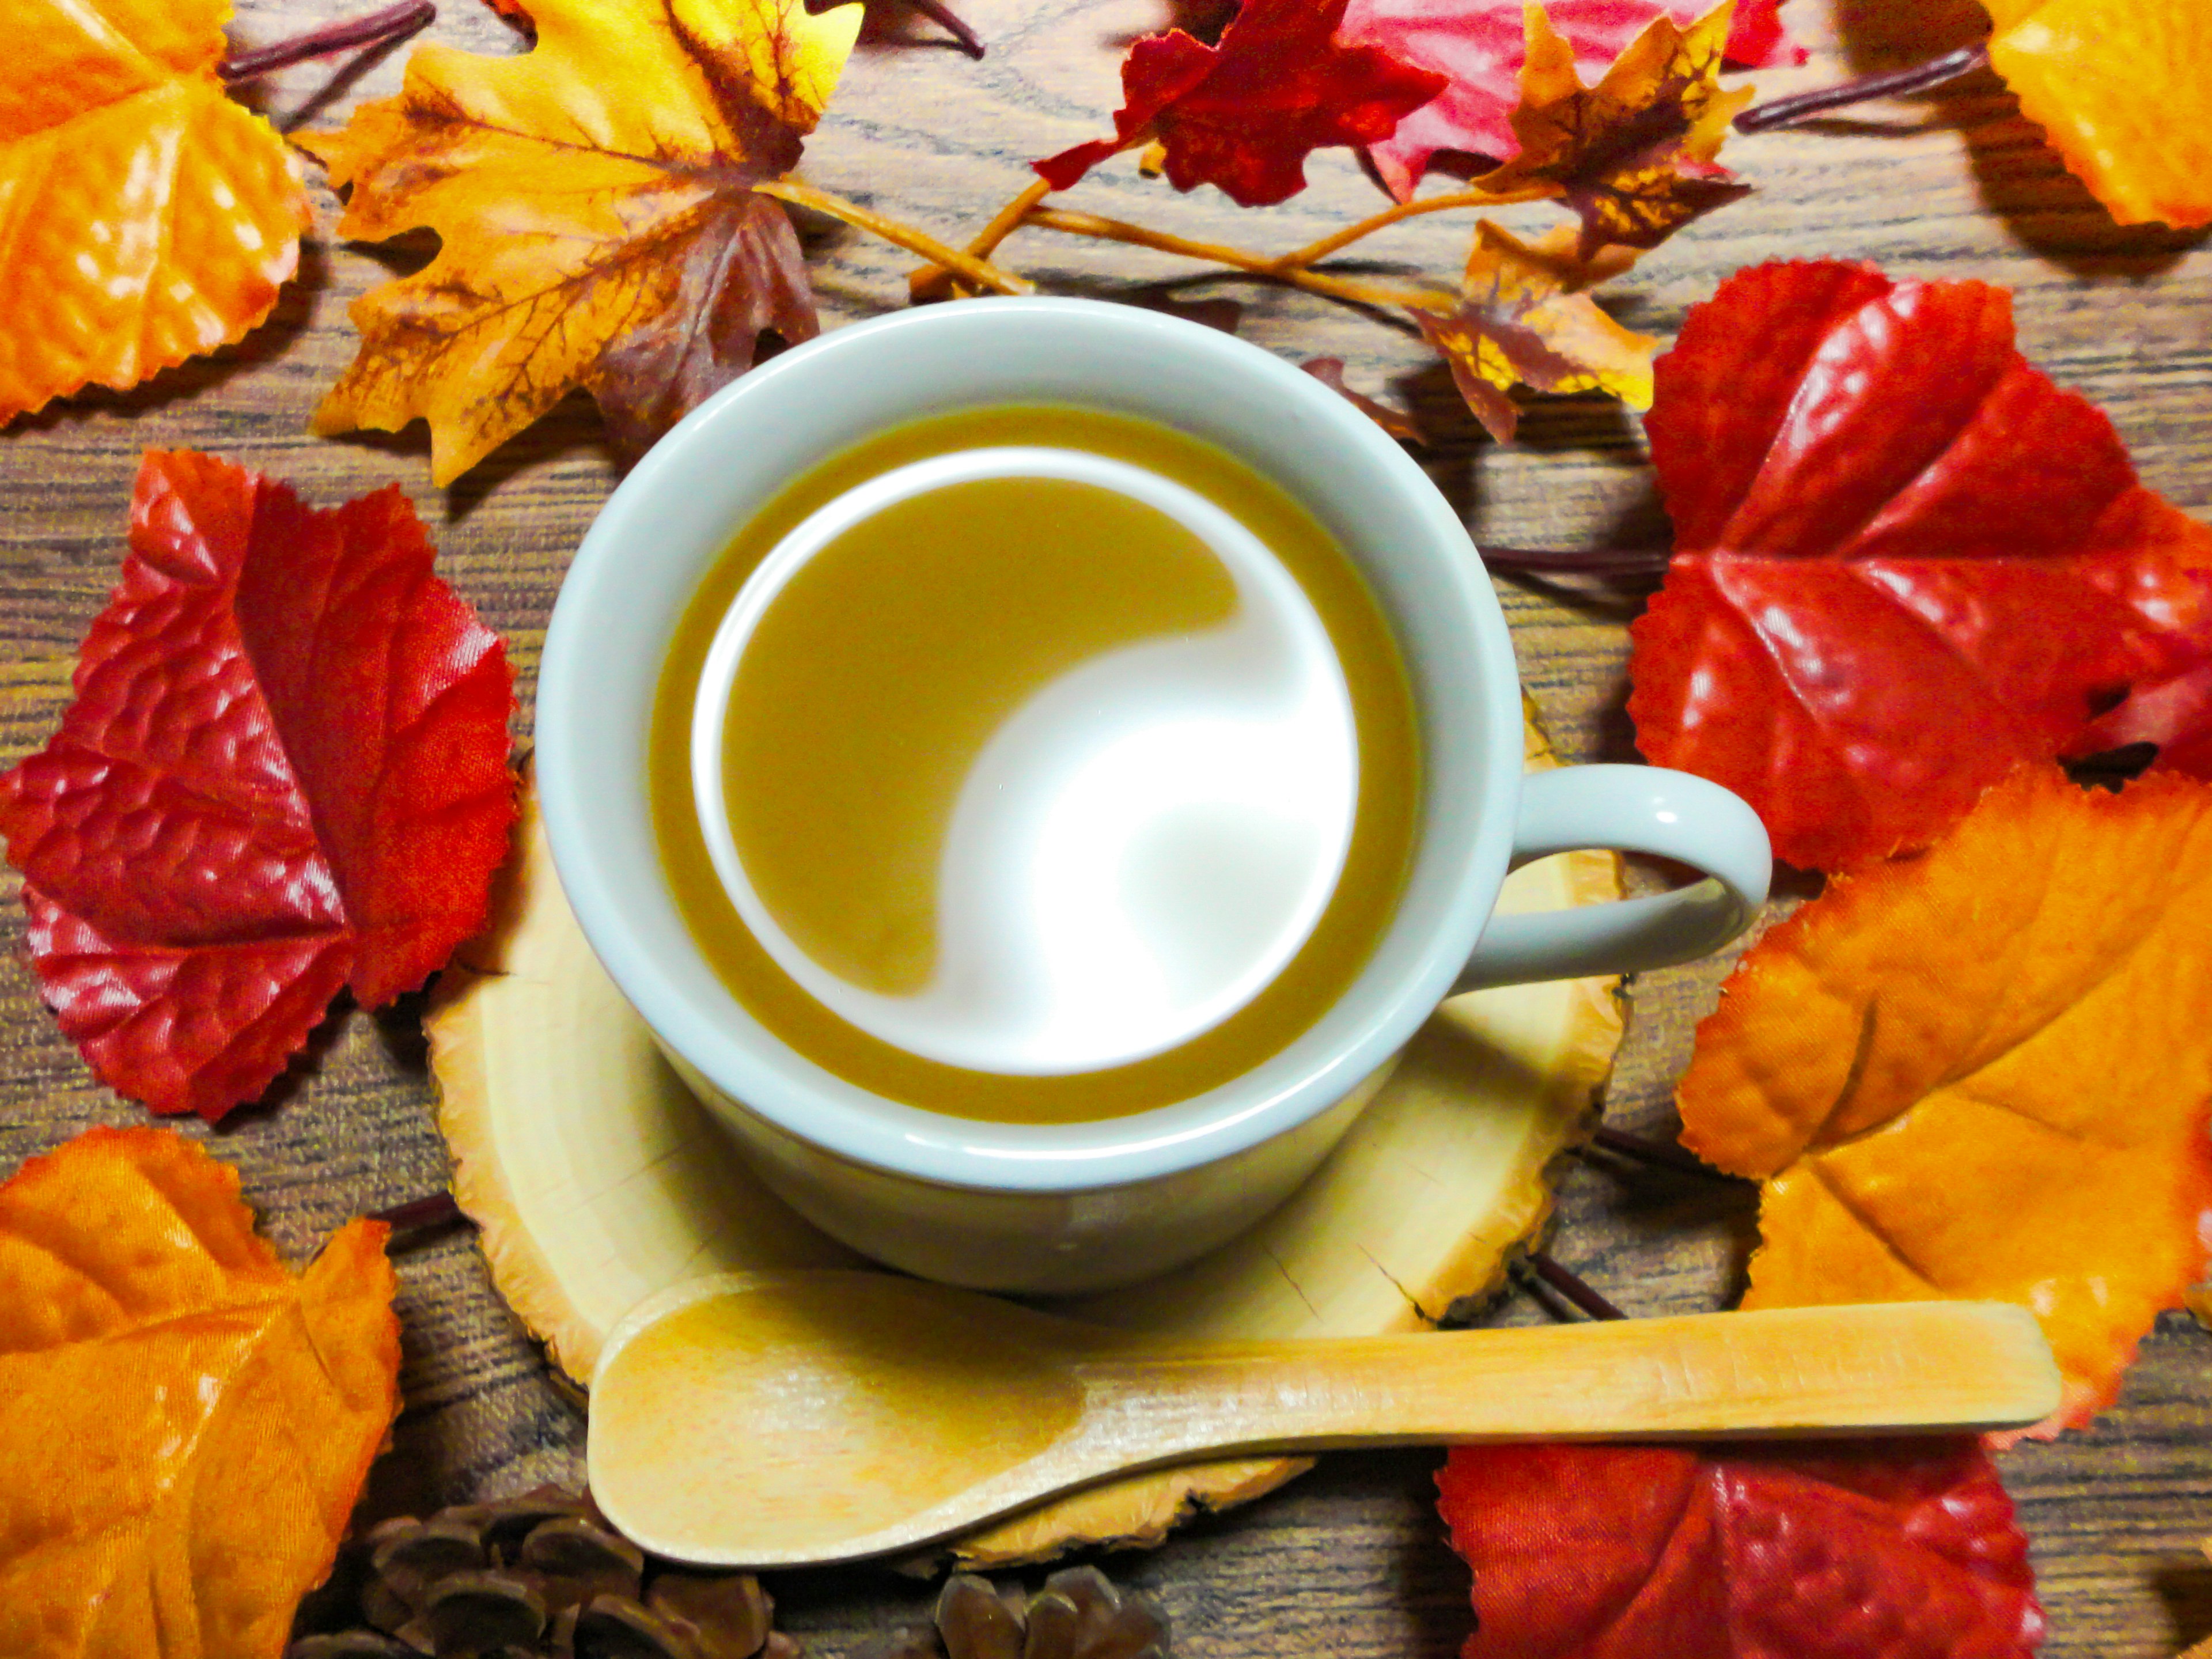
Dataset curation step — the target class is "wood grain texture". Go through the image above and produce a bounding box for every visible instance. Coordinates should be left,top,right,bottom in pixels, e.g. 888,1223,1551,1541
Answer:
0,0,2207,1651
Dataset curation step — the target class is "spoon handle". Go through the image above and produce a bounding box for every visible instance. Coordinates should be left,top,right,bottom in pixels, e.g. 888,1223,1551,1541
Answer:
1077,1301,2059,1456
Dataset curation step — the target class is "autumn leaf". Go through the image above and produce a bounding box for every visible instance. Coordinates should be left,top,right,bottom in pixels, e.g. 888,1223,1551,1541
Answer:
1301,356,1425,441
302,0,862,483
1983,0,2211,229
1414,220,1653,441
1032,0,1448,207
0,1126,400,1658
1678,766,2212,1435
0,452,516,1120
1474,2,1751,257
0,0,309,423
1627,260,2212,870
1339,0,1801,199
1436,1438,2044,1658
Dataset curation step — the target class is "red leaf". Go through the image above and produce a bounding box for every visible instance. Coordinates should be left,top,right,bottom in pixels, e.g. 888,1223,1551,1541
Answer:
1437,1438,2044,1659
0,452,516,1120
1034,0,1447,207
1339,0,1802,199
1626,260,2212,870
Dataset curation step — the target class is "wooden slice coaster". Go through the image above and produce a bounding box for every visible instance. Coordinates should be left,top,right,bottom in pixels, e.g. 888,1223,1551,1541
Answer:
427,707,1623,1567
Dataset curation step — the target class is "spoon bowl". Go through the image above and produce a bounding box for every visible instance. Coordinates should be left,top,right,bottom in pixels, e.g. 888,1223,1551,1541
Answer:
586,1270,2062,1567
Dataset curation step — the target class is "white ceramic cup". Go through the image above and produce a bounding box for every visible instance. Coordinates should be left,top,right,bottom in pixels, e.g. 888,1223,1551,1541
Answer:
537,297,1771,1296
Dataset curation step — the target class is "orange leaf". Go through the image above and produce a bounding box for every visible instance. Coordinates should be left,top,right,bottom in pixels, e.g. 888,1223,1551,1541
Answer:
1982,0,2212,229
0,1127,400,1656
0,0,309,423
301,0,862,483
1477,0,1751,259
1414,220,1653,441
1679,766,2212,1436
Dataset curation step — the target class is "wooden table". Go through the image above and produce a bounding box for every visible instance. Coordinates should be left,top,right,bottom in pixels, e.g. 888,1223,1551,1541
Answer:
3,0,2208,1651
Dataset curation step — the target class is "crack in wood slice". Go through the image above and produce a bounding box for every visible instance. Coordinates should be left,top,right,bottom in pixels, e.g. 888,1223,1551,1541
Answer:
426,701,1623,1566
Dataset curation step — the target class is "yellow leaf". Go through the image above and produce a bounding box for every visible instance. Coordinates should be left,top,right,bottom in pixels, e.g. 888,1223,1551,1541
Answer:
0,0,308,422
304,0,862,483
1415,221,1654,441
1982,0,2212,229
1480,1,1752,257
0,1127,400,1657
1679,766,2212,1437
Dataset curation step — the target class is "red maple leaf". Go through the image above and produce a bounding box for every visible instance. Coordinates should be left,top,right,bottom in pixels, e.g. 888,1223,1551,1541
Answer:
0,452,516,1120
1437,1438,2044,1659
1626,260,2212,870
1033,0,1447,207
1339,0,1803,199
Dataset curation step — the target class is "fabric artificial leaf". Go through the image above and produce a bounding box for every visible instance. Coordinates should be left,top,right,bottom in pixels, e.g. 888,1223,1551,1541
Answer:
0,0,309,423
1678,764,2212,1435
1435,1437,2043,1658
1414,220,1652,441
0,451,516,1120
1032,0,1448,207
0,1126,400,1658
1341,0,1802,200
1982,0,2211,229
1301,356,1426,441
1473,2,1751,258
1628,260,2212,870
301,0,861,483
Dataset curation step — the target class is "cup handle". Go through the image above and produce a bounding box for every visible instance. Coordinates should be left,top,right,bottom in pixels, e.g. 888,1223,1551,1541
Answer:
1453,766,1772,994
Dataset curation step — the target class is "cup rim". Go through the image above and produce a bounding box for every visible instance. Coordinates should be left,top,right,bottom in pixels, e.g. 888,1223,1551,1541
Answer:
537,296,1525,1194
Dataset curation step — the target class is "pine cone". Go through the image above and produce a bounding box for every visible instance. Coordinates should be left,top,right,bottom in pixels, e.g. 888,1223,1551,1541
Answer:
878,1567,1171,1659
290,1487,796,1659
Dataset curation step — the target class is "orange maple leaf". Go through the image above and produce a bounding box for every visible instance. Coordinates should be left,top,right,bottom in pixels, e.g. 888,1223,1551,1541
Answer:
301,0,862,484
0,1127,400,1656
1678,766,2212,1437
0,0,309,423
1415,220,1654,441
1478,1,1752,259
1983,0,2212,229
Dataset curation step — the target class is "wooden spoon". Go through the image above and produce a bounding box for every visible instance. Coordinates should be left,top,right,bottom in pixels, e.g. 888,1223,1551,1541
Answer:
586,1269,2060,1567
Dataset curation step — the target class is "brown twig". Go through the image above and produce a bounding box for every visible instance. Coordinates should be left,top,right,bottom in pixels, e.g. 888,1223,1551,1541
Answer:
1022,207,1459,313
910,175,1052,301
1478,544,1673,575
906,0,985,58
1580,1124,1743,1181
757,180,1035,295
1518,1249,1628,1321
1267,182,1557,272
1734,41,1991,134
218,0,435,81
371,1190,471,1244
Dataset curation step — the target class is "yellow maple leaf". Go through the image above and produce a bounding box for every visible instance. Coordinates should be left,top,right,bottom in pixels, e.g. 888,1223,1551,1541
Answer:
1415,221,1655,441
1679,765,2212,1437
0,1127,399,1657
1479,1,1751,258
1981,0,2212,229
302,0,862,484
0,0,309,423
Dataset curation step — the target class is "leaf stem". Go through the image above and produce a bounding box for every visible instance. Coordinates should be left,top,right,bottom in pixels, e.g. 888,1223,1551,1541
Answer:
757,180,1035,296
1021,207,1459,314
1478,544,1672,575
907,0,986,59
218,0,436,81
1267,182,1557,272
910,175,1053,301
1580,1124,1741,1181
1733,41,1991,134
1519,1249,1628,1321
370,1190,471,1243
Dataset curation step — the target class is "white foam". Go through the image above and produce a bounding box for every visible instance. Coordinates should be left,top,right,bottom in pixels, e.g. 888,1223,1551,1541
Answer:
693,449,1357,1075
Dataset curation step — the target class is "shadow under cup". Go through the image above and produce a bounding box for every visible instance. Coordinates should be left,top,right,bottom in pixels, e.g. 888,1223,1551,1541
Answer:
537,298,1527,1294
